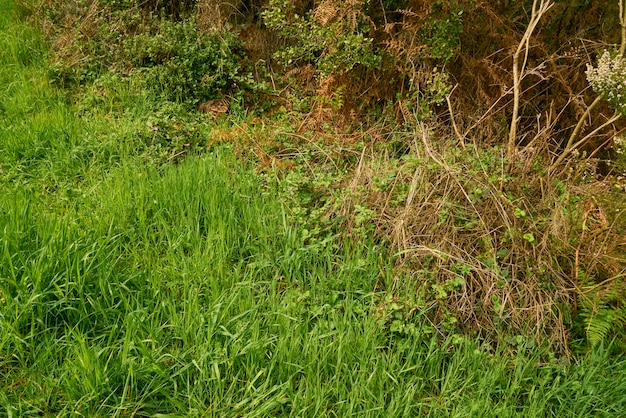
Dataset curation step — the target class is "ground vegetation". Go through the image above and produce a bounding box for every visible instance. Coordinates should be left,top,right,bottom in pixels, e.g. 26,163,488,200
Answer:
1,0,626,414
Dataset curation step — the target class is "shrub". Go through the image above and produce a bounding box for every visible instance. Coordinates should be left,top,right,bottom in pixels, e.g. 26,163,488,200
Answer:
40,1,248,105
262,0,382,76
123,18,243,104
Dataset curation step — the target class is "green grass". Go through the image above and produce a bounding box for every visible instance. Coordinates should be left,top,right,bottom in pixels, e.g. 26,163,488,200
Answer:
1,0,626,416
3,158,626,417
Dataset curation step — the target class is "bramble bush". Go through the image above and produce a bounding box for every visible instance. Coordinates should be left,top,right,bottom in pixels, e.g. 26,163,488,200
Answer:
262,0,382,76
123,18,243,104
41,1,249,106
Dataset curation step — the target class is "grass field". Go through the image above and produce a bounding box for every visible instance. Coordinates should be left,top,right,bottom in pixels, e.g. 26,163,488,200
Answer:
1,1,626,416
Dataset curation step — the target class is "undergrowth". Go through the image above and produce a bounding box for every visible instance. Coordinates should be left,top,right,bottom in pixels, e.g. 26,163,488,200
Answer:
9,0,626,354
206,113,626,353
2,0,626,415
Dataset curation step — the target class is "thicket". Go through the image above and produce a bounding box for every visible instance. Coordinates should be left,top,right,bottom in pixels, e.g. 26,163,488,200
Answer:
25,0,626,352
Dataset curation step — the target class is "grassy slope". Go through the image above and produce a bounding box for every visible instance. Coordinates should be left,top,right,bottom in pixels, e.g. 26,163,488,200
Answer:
1,1,626,416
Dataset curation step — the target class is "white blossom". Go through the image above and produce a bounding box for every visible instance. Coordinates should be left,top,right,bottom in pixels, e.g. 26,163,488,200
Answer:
615,134,625,155
586,50,626,115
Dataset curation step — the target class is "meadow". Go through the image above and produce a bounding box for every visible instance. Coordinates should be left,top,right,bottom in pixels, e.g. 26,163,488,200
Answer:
1,0,626,416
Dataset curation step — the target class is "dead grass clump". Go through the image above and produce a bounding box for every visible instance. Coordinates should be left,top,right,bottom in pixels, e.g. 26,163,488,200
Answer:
339,124,625,353
196,0,257,31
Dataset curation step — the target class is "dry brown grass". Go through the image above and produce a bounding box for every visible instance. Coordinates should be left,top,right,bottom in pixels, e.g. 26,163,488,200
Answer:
195,0,245,31
330,123,626,353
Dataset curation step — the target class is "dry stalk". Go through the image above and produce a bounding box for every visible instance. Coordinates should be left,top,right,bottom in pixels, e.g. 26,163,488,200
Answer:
446,84,465,149
551,96,605,171
419,123,452,172
621,0,626,56
508,0,553,162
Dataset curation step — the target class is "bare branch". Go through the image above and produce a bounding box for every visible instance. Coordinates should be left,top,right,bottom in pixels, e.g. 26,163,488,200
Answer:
508,0,554,162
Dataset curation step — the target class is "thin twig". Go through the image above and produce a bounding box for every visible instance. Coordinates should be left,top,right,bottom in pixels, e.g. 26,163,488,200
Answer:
551,113,621,172
619,0,626,57
446,84,465,149
553,96,604,170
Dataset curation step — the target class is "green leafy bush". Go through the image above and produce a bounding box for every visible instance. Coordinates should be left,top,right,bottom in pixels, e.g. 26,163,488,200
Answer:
262,0,382,76
44,4,143,87
420,2,464,61
101,0,197,16
41,1,248,105
123,18,243,104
